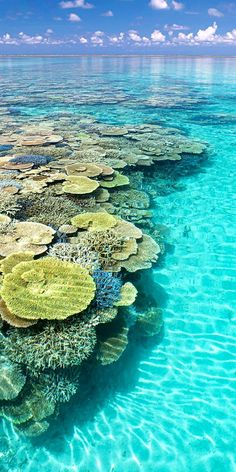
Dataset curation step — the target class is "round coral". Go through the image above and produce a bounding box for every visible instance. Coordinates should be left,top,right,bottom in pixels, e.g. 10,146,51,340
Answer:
1,257,96,320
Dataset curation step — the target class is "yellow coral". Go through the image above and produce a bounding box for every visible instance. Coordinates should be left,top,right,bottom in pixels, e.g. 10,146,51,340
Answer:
1,257,96,320
71,212,117,232
62,175,99,195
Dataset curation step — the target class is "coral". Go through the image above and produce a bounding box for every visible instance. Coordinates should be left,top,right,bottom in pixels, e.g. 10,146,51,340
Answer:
4,318,97,371
0,180,22,191
100,172,129,188
0,356,26,400
0,382,55,427
97,325,129,365
121,235,161,272
9,155,53,167
136,308,163,337
0,299,37,328
1,257,96,321
40,371,79,403
90,307,118,324
65,162,102,178
0,251,34,275
0,193,21,216
72,229,123,270
109,189,150,210
95,188,110,203
71,212,117,232
48,242,99,272
115,282,138,307
62,176,99,195
93,270,122,309
21,194,84,227
0,214,11,225
16,420,50,437
0,221,55,257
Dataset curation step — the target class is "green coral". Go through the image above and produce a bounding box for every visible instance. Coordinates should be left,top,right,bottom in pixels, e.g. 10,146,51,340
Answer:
1,257,96,321
0,356,26,401
4,318,97,371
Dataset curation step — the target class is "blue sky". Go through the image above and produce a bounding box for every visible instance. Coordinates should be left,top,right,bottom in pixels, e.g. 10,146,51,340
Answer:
0,0,235,54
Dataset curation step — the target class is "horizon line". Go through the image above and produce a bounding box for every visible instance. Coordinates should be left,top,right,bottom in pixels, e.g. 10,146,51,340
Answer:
0,53,236,58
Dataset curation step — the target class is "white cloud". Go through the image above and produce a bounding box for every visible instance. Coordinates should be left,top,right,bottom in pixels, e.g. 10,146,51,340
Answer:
129,30,142,42
91,31,104,46
68,13,81,22
172,1,184,10
102,10,114,17
149,0,169,10
151,29,166,42
165,23,189,31
195,21,217,42
60,0,93,9
208,8,224,18
80,36,88,43
46,29,53,34
109,33,124,44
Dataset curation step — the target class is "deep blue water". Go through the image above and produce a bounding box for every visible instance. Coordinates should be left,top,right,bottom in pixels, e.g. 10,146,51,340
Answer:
0,57,235,471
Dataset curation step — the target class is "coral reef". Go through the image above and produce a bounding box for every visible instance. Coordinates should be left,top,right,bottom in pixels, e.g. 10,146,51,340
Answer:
0,115,207,437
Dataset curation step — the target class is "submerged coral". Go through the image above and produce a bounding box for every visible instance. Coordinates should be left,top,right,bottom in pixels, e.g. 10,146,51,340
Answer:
0,356,26,401
4,318,97,371
40,371,80,403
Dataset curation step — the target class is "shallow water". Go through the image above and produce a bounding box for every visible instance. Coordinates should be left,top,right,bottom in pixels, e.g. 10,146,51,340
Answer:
0,57,236,471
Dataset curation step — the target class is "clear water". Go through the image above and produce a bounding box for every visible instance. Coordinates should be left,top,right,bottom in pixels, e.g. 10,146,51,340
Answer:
0,57,236,471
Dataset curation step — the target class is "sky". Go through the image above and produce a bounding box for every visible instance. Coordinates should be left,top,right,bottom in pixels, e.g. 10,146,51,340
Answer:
0,0,235,54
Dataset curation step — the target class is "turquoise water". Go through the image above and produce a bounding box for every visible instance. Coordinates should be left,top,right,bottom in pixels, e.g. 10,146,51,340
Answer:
0,57,236,471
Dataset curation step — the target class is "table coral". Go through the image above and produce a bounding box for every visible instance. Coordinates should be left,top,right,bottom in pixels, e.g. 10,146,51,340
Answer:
1,257,96,321
0,356,26,401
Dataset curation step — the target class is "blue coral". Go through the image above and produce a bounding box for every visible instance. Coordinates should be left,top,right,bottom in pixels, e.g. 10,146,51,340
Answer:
0,180,22,189
9,155,53,167
93,270,122,309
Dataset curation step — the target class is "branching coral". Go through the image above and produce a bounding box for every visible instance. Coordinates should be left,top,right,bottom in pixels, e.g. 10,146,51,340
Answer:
72,229,123,270
48,242,99,272
1,257,96,321
4,318,97,371
93,270,122,309
0,193,22,216
9,155,53,167
40,371,80,403
21,194,85,227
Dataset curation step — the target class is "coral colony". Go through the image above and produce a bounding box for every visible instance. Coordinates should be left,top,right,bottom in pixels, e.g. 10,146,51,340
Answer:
0,121,206,437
